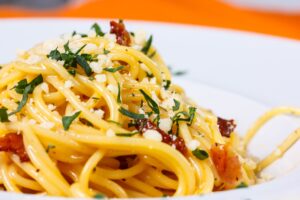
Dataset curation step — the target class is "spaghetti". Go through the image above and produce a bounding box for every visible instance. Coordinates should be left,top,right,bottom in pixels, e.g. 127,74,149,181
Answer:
0,20,299,198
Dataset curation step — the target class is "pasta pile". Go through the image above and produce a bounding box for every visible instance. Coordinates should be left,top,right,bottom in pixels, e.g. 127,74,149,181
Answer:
0,20,299,198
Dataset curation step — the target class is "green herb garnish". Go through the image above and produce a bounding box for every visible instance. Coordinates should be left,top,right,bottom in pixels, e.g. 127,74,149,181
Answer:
103,66,124,73
139,89,159,115
192,149,209,160
103,49,110,55
116,131,139,137
172,99,180,111
46,144,56,153
91,23,105,37
93,193,105,199
118,107,145,119
62,111,81,130
47,42,92,76
163,80,171,90
0,108,9,122
117,82,122,103
236,182,248,189
68,69,76,76
141,35,153,55
172,107,196,126
10,75,43,115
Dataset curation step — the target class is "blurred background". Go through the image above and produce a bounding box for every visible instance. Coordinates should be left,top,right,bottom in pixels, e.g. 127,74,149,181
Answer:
0,0,300,40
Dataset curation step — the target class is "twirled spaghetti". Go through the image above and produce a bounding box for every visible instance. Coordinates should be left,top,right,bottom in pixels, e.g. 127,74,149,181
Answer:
0,20,299,198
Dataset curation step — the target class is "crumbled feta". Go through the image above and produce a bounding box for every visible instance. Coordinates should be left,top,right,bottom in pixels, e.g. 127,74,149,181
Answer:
97,54,113,68
88,30,96,37
94,109,104,118
8,115,17,122
28,119,37,125
25,55,41,64
64,80,74,89
143,130,162,142
40,82,49,93
107,42,115,50
39,122,55,129
104,33,116,43
69,41,85,53
106,129,115,137
158,118,172,132
47,104,56,111
90,62,103,73
150,77,156,84
95,74,107,83
73,34,82,40
187,140,200,151
134,30,147,45
84,43,97,53
107,84,118,94
161,97,175,110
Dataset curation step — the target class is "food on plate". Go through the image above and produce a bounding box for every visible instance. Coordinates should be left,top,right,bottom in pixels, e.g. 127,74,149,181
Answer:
0,20,299,198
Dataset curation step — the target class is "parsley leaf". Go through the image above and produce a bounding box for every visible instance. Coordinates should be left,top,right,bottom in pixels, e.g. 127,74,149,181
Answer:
103,49,110,55
46,144,56,153
94,193,105,199
172,99,180,111
68,69,76,76
141,35,153,55
163,80,171,90
172,107,196,126
10,75,43,115
119,107,145,119
103,66,124,73
76,55,92,76
236,182,248,189
139,89,159,115
116,131,139,137
62,111,81,130
192,149,209,160
117,82,122,104
91,23,105,37
0,108,9,122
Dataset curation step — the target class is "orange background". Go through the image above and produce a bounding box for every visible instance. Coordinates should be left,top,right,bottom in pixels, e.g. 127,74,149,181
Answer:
1,0,300,40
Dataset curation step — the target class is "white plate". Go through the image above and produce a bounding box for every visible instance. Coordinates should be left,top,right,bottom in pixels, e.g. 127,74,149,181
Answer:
0,19,299,199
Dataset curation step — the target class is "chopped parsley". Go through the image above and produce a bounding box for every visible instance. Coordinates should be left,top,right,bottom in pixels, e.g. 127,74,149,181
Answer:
163,80,171,90
146,72,154,78
148,51,156,58
103,49,110,55
116,131,139,137
141,35,153,55
107,120,122,126
172,99,180,111
236,182,248,189
62,111,81,130
192,149,209,160
91,23,105,37
0,108,9,122
68,69,76,76
117,82,122,103
47,42,93,76
118,107,145,119
103,66,124,73
46,144,56,153
173,70,186,76
93,193,105,199
10,75,43,115
139,89,159,115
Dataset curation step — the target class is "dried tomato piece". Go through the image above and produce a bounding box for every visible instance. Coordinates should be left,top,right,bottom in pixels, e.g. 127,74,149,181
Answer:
211,144,241,188
0,133,29,162
135,118,187,155
217,117,236,138
110,20,131,46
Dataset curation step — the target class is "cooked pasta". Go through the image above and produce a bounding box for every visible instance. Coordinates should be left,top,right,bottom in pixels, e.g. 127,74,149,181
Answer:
0,20,299,198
